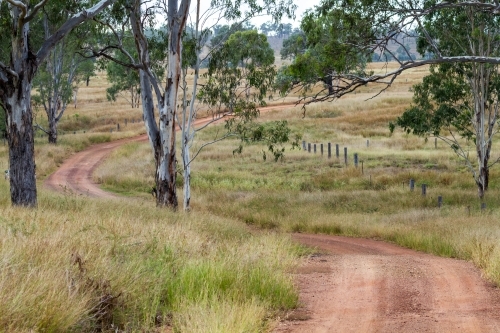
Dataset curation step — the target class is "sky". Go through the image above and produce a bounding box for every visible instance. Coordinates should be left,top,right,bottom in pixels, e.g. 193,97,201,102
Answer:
192,1,322,30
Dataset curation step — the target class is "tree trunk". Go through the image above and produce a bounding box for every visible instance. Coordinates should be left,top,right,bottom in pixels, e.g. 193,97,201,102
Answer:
182,136,191,210
1,7,38,207
3,80,38,207
48,112,58,144
472,63,491,200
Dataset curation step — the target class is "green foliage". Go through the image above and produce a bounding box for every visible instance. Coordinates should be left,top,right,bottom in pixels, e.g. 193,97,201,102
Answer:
280,29,307,60
391,65,475,139
200,30,299,160
210,22,254,48
276,0,375,95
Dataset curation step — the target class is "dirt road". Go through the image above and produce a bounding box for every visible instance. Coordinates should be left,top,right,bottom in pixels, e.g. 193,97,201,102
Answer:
44,107,500,333
274,234,500,333
44,105,288,197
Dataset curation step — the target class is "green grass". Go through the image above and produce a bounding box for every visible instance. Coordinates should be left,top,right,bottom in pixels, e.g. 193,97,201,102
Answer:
0,177,300,332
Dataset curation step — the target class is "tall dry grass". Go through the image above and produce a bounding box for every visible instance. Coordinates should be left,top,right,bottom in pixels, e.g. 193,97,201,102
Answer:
0,176,299,331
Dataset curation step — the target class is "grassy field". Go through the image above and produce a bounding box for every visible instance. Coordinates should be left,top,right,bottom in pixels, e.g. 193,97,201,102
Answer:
2,62,500,332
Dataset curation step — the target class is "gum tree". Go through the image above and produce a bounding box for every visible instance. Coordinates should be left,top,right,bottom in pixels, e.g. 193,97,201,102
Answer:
33,8,96,144
391,7,500,199
0,0,116,207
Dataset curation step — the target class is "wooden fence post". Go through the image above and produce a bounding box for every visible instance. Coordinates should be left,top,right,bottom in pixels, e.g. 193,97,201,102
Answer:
328,143,332,159
354,153,358,168
302,140,306,150
320,143,324,156
314,144,317,153
422,184,427,196
344,147,348,166
438,196,443,208
410,179,415,191
336,144,340,158
308,143,311,153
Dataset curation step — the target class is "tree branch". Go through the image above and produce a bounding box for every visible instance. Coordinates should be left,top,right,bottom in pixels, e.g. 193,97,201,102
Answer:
37,0,117,64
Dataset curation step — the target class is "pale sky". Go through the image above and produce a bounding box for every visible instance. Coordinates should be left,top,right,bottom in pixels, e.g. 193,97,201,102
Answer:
191,1,322,30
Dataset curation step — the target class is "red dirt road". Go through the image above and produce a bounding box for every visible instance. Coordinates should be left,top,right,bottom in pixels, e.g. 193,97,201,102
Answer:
44,106,500,333
44,105,288,197
274,234,500,333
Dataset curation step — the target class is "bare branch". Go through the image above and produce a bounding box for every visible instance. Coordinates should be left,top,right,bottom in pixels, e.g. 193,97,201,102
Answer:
0,61,19,80
23,0,49,23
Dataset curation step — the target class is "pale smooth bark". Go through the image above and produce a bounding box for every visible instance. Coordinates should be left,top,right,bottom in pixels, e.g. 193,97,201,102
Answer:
0,0,116,206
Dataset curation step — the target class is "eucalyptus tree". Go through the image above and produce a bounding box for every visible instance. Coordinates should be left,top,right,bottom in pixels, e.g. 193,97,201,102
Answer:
276,1,374,98
391,7,500,199
0,0,116,207
106,51,140,108
177,6,298,211
33,8,96,144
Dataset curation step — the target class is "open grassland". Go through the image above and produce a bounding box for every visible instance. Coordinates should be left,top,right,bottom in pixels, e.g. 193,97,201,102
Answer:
3,62,500,331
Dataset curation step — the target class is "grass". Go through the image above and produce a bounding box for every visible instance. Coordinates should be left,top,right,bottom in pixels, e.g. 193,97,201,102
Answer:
0,181,300,332
4,62,500,331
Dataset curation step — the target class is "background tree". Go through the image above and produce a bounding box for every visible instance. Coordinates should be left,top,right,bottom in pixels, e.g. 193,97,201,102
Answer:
0,0,116,207
106,52,140,108
276,2,374,98
199,30,298,162
32,9,96,144
178,6,297,211
391,7,500,199
280,29,307,60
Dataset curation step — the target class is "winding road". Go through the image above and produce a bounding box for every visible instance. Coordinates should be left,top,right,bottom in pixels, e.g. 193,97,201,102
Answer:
44,107,500,333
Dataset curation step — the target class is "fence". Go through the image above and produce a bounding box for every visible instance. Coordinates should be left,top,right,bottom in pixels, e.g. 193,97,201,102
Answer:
300,138,488,212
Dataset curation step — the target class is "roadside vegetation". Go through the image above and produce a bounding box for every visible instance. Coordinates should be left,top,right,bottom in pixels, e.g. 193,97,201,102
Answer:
2,62,500,331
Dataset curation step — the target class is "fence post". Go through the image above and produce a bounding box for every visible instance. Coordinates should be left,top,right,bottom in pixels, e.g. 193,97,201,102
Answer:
308,143,311,153
344,147,348,166
117,123,120,131
354,153,358,168
328,143,332,159
336,144,340,158
314,144,317,154
422,184,427,196
435,137,437,149
410,179,415,191
367,140,370,148
361,161,364,174
320,143,324,156
302,141,306,150
438,195,443,208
